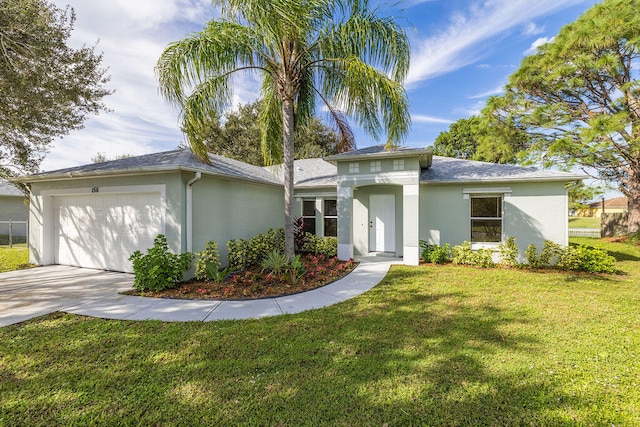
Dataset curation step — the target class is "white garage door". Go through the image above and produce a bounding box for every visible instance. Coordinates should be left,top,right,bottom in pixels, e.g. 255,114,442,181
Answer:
55,192,164,272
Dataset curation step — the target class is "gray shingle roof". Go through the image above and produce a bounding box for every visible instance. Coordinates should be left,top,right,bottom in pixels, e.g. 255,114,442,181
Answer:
294,158,337,187
421,156,585,184
21,149,282,186
325,144,432,161
0,180,24,197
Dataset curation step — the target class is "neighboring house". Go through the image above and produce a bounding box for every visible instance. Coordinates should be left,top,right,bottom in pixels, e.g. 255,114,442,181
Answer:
575,197,628,218
18,146,584,273
0,180,29,240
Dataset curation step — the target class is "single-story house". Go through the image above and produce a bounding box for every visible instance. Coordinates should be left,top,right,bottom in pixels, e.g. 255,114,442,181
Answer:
17,145,584,273
0,180,29,241
575,196,628,218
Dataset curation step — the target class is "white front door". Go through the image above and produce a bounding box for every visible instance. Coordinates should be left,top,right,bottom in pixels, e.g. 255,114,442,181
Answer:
369,194,395,252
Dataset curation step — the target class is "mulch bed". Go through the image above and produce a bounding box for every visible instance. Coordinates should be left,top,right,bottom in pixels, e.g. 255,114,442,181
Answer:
125,254,358,300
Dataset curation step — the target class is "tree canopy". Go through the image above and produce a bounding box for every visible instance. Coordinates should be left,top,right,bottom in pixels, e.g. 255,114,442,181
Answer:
189,101,347,166
156,0,410,256
480,0,640,232
0,0,111,183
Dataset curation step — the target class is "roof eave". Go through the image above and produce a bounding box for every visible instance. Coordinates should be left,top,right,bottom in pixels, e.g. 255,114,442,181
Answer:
420,175,588,185
16,165,283,187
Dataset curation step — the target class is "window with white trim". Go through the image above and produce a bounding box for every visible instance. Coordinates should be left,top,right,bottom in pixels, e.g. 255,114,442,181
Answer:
302,200,316,235
370,161,381,172
470,196,502,243
323,199,337,237
393,159,404,170
348,162,359,173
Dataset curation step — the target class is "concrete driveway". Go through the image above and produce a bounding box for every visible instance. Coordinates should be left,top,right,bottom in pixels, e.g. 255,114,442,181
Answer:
0,265,133,327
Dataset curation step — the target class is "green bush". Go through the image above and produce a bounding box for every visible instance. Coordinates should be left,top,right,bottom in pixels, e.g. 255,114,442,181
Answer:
451,241,474,265
247,228,285,266
557,245,616,274
301,233,338,257
195,240,220,280
525,241,563,268
525,244,542,268
129,234,192,292
289,254,307,286
419,241,450,264
451,241,494,268
498,237,518,266
227,238,249,271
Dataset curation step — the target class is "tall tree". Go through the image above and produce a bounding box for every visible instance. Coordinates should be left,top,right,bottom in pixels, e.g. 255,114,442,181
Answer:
433,116,482,160
156,0,410,257
480,0,640,233
0,0,111,183
191,101,348,166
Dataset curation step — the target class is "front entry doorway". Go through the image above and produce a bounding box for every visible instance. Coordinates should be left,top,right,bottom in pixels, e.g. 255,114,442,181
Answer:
369,194,396,253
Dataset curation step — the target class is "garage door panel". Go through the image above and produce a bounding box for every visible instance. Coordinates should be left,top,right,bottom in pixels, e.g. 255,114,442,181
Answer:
55,192,164,272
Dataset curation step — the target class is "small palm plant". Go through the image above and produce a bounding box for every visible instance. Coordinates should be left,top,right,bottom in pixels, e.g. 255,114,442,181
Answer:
261,250,290,275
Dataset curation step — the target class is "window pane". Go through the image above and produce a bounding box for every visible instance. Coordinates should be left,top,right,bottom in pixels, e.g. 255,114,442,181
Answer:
303,218,316,235
324,199,337,216
324,218,337,237
471,197,500,218
303,200,315,216
471,219,501,242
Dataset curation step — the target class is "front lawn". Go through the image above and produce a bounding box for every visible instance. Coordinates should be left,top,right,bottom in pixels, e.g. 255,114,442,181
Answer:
569,216,601,228
0,246,31,272
1,238,639,425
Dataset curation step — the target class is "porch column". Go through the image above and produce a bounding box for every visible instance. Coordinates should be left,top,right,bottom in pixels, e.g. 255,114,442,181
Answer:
403,184,420,265
337,185,353,261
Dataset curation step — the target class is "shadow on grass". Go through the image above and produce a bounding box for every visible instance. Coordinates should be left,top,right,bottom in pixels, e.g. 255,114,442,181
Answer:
0,266,627,425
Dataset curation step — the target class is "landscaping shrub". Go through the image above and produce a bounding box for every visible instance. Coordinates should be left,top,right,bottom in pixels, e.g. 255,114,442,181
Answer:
247,228,285,266
451,241,474,265
129,234,193,292
227,238,249,271
498,236,518,266
419,241,450,264
195,240,220,280
525,241,563,268
557,245,616,273
451,241,494,268
300,233,338,257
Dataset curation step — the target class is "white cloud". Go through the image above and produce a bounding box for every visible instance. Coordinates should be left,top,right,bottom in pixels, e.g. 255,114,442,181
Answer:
524,36,555,55
412,114,454,125
407,0,584,85
523,22,545,36
42,0,222,170
468,84,505,99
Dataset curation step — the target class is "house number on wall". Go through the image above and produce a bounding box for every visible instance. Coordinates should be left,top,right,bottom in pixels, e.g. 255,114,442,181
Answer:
91,187,99,193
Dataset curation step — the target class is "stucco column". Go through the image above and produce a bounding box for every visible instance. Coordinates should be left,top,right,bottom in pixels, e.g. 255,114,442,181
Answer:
337,186,354,260
403,184,420,265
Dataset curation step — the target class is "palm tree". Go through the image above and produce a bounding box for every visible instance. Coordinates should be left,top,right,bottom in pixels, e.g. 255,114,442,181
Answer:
156,0,410,257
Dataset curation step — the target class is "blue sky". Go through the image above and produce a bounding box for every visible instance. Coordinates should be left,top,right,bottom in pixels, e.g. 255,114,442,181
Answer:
45,0,601,172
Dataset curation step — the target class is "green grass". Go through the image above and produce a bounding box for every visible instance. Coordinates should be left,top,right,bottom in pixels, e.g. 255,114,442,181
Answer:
568,216,601,228
0,246,31,272
1,239,639,425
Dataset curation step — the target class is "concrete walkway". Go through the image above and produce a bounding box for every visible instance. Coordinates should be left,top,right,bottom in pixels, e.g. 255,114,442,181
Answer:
0,257,397,326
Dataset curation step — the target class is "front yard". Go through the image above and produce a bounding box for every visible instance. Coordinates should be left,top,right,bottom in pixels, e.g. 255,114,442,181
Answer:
0,246,30,273
1,238,639,425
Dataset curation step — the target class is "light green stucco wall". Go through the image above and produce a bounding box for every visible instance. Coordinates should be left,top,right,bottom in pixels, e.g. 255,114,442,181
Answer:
191,174,284,266
352,185,404,256
337,157,420,176
419,181,568,258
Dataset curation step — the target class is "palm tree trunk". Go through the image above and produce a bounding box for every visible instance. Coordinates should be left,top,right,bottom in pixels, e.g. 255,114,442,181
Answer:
282,98,296,258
